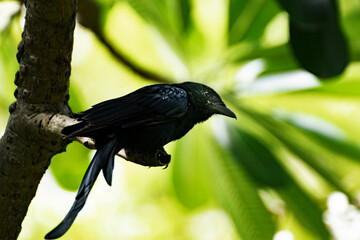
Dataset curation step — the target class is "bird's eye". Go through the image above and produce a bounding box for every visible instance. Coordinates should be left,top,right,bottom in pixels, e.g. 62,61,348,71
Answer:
204,91,210,97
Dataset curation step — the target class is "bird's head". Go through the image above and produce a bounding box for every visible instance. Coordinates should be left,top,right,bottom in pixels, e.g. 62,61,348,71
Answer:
177,82,237,121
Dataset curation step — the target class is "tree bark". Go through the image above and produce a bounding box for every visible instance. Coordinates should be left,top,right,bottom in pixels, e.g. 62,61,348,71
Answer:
0,0,77,239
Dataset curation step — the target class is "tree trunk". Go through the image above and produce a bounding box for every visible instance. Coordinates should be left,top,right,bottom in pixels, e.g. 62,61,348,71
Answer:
0,0,77,239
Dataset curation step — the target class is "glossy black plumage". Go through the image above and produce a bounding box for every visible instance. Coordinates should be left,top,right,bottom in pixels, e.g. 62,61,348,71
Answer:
45,82,236,239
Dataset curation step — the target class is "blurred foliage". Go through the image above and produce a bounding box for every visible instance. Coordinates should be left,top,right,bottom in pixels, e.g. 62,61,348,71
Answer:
2,0,360,239
172,126,213,209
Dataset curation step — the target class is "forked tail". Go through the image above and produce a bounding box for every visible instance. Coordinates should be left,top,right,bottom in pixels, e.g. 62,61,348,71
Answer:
45,138,118,239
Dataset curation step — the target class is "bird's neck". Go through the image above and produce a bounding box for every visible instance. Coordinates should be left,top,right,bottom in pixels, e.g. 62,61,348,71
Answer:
190,103,212,124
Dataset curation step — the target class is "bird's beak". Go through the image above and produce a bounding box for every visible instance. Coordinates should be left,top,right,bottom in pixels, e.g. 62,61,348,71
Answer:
213,103,237,119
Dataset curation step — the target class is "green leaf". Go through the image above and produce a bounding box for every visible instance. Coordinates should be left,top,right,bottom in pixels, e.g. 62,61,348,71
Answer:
228,0,280,45
222,104,331,239
210,137,276,240
126,0,183,36
125,0,190,58
126,0,167,30
228,0,247,31
179,0,192,33
50,142,91,191
277,181,330,240
276,0,330,24
275,110,360,165
312,80,360,96
172,126,212,209
284,0,348,78
225,124,288,187
289,18,348,78
262,47,299,76
234,102,353,198
230,43,299,75
274,0,349,78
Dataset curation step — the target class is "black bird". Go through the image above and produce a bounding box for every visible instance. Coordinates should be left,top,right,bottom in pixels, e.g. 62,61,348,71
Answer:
45,82,236,239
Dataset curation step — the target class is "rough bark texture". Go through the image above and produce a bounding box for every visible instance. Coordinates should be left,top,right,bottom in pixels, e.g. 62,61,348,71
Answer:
0,0,77,239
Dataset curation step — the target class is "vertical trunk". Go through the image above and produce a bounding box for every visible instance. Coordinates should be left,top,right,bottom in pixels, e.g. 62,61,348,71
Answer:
0,0,77,239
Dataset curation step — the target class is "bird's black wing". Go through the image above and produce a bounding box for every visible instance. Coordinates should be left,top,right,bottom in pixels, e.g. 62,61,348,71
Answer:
62,84,188,138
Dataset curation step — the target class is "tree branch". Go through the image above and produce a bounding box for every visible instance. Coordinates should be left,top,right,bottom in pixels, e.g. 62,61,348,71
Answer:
0,0,77,238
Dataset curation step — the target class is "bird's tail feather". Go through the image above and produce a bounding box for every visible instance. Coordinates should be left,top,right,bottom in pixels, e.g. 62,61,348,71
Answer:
102,154,115,186
45,138,118,239
61,122,87,138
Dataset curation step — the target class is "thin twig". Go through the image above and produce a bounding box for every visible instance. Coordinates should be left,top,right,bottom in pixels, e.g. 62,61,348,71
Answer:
95,33,173,84
77,0,173,84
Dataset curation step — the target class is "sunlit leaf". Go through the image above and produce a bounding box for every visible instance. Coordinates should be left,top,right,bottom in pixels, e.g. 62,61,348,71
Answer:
210,138,276,240
179,0,192,33
228,0,247,31
172,126,212,209
274,110,360,164
262,49,299,76
68,80,85,113
313,80,360,95
231,44,299,75
221,105,331,238
126,0,166,30
228,0,280,45
125,0,189,58
234,102,353,198
277,181,330,239
342,7,360,56
126,0,181,36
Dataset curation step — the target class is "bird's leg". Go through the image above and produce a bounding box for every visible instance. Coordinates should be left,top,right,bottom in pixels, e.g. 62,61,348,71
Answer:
122,147,171,168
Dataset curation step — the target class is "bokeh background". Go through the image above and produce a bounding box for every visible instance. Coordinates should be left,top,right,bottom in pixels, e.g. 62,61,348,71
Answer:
2,0,360,239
